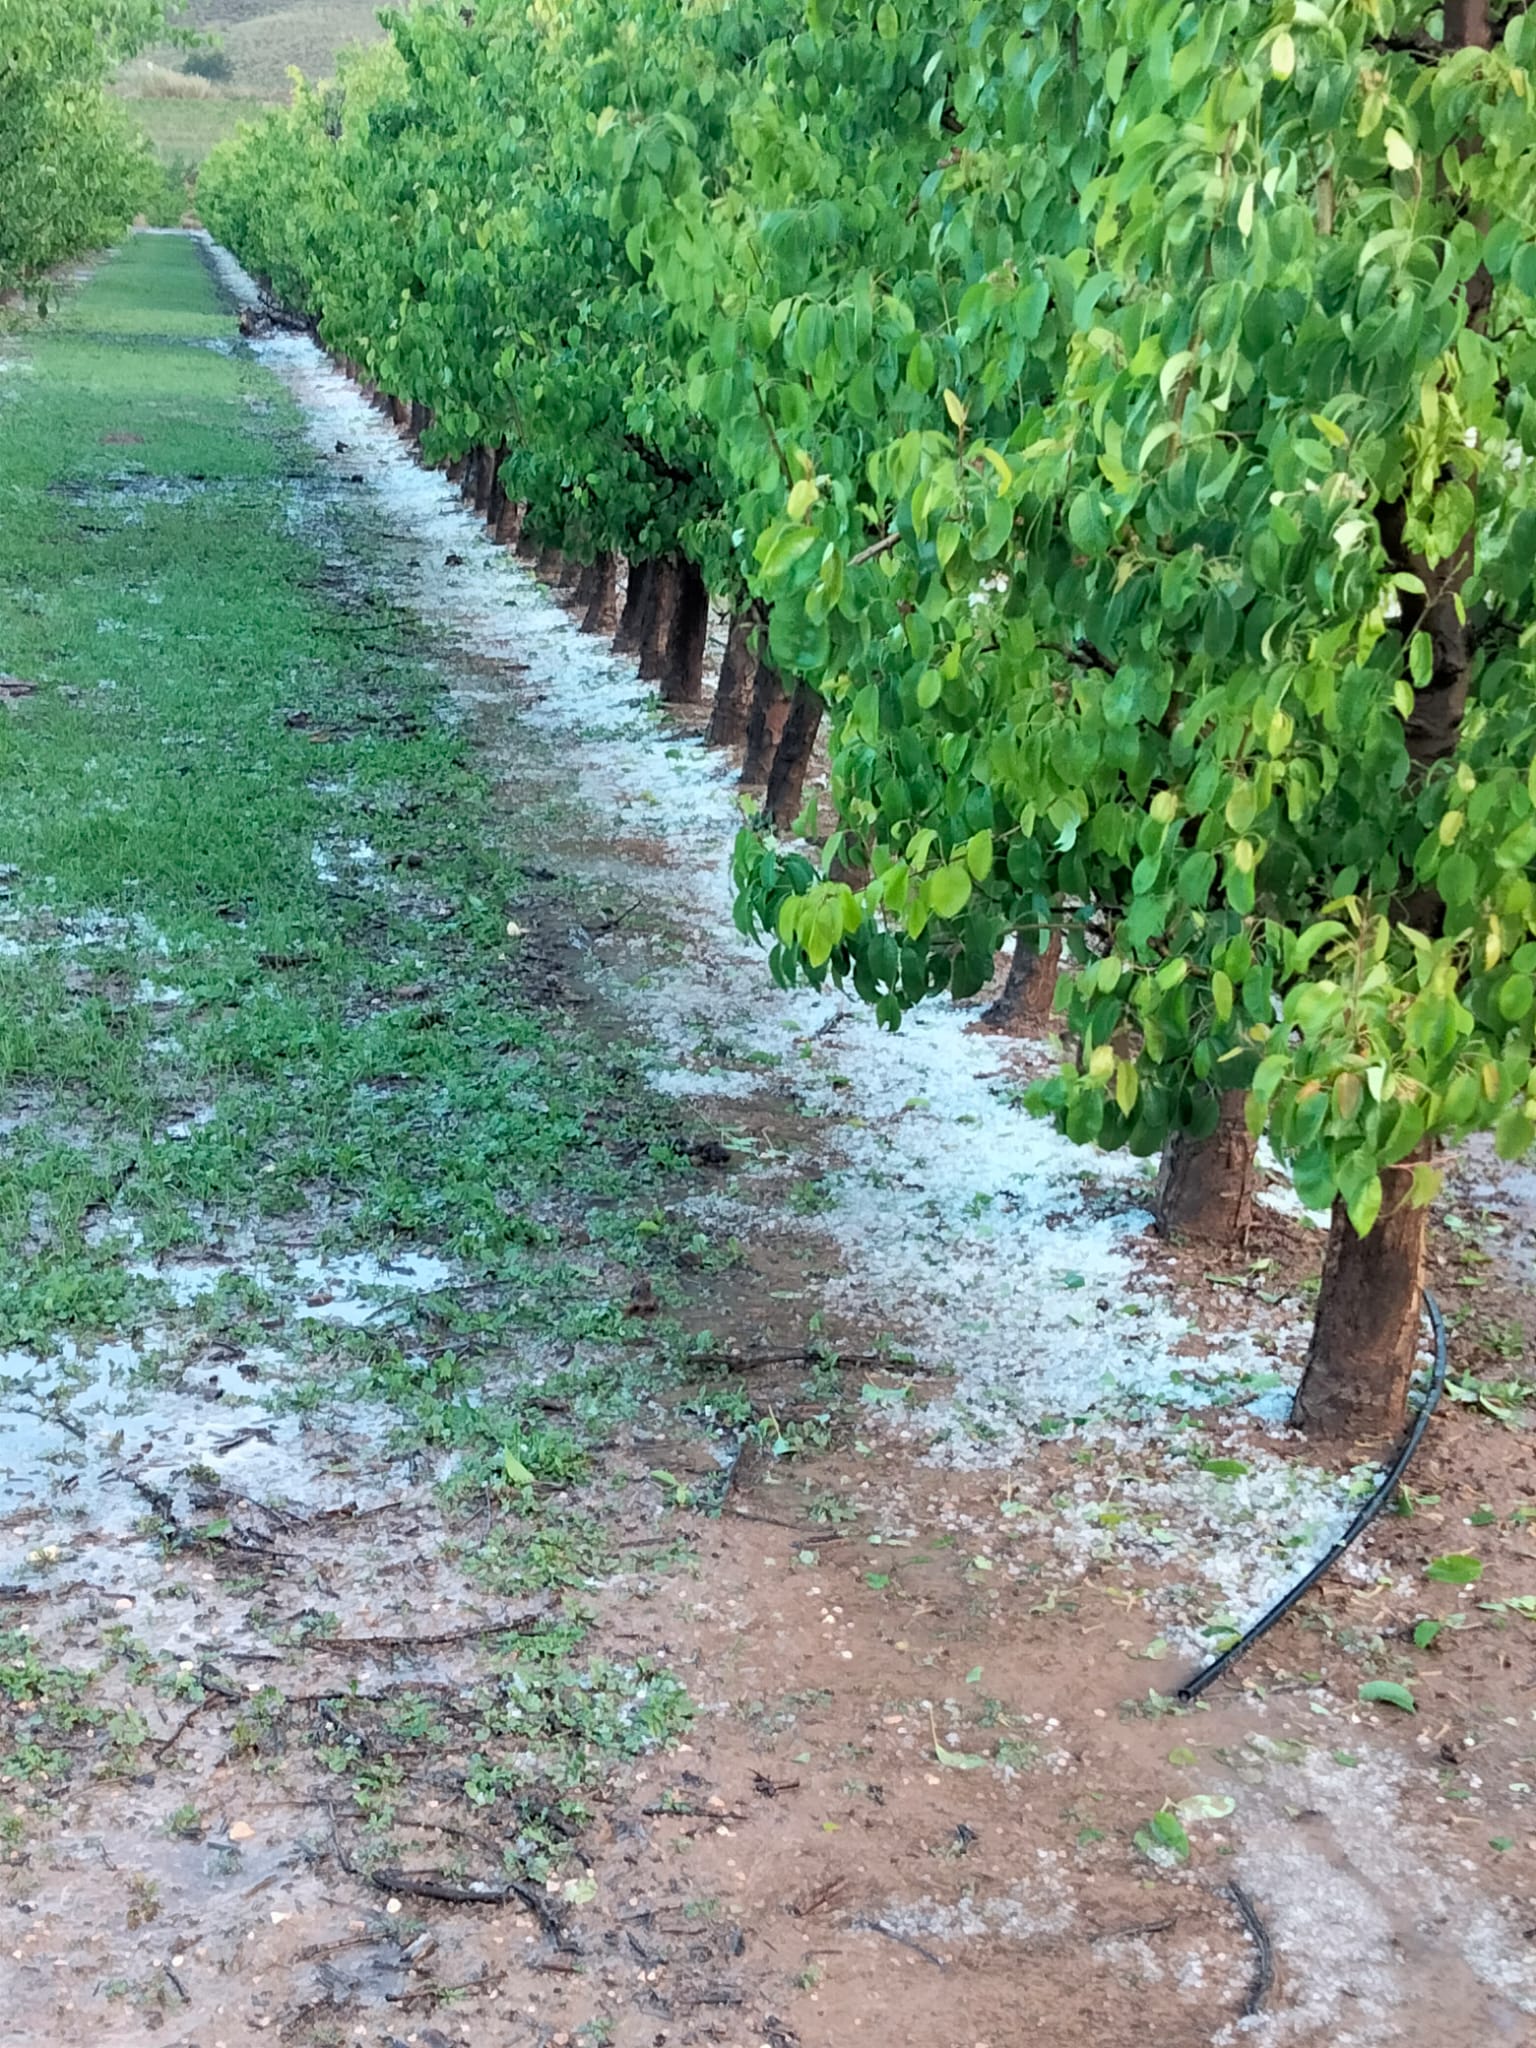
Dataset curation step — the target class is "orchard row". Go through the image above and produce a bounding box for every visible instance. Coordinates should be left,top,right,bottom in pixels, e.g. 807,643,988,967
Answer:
2,0,171,298
200,0,1536,1441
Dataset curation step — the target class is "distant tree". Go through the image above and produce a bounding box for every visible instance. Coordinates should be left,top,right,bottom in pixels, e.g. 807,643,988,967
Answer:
182,47,234,84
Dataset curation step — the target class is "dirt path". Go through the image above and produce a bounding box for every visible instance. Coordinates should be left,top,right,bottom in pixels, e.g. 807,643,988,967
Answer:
2,230,1535,2048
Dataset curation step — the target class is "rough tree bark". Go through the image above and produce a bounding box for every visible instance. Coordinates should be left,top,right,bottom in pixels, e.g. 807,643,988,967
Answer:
1154,1091,1255,1246
613,559,653,653
708,611,759,748
741,656,792,784
983,932,1062,1034
656,559,710,704
536,545,571,584
579,553,618,635
446,455,467,486
638,556,682,682
473,447,496,517
495,498,523,547
764,684,822,828
1292,1154,1432,1448
485,446,508,532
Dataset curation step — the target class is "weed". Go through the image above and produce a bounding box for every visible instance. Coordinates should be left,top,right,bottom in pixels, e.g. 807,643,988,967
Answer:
125,1872,161,1928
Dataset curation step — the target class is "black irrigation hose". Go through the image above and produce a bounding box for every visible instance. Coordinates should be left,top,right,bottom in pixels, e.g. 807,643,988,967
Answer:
1177,1290,1448,1704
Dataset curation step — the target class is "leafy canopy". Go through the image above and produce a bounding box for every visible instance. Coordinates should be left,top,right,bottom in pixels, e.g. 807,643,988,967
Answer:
0,0,170,293
201,0,1536,1234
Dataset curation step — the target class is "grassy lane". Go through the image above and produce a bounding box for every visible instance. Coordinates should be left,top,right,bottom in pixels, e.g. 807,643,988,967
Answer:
1,233,688,1351
0,233,722,2040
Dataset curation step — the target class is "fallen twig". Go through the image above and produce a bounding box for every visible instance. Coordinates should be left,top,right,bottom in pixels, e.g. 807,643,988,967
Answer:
851,1916,946,1969
1090,1915,1176,1944
298,1603,553,1654
589,900,643,936
367,1866,576,1949
722,1510,863,1541
789,1875,849,1919
687,1347,893,1372
152,1697,217,1760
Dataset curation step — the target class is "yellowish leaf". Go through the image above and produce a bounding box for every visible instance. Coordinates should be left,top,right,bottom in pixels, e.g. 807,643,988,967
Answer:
786,476,818,521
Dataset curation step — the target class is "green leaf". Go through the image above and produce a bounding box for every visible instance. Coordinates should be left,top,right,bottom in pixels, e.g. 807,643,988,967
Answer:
502,1449,536,1488
1426,1553,1483,1585
933,1736,987,1771
964,829,994,882
1498,974,1534,1023
1358,1680,1416,1713
1345,1173,1383,1238
1135,1810,1190,1862
927,863,973,919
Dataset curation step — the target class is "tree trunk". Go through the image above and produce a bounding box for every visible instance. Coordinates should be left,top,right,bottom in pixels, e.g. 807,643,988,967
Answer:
474,447,496,516
657,558,710,704
708,611,759,749
494,498,523,547
639,555,682,682
536,545,569,584
485,446,508,531
984,931,1062,1034
409,400,428,440
741,657,791,784
614,558,653,654
446,454,466,486
1154,1091,1254,1246
1292,1157,1431,1448
764,684,822,828
579,553,617,635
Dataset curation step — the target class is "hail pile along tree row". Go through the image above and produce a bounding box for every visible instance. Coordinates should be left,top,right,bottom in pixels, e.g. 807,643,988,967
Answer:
199,0,1536,1448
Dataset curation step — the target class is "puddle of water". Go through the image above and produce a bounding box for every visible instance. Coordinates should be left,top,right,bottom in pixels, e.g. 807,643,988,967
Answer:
291,1248,455,1323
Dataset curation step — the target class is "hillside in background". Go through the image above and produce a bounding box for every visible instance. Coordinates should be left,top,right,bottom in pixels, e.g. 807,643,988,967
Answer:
116,0,386,163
